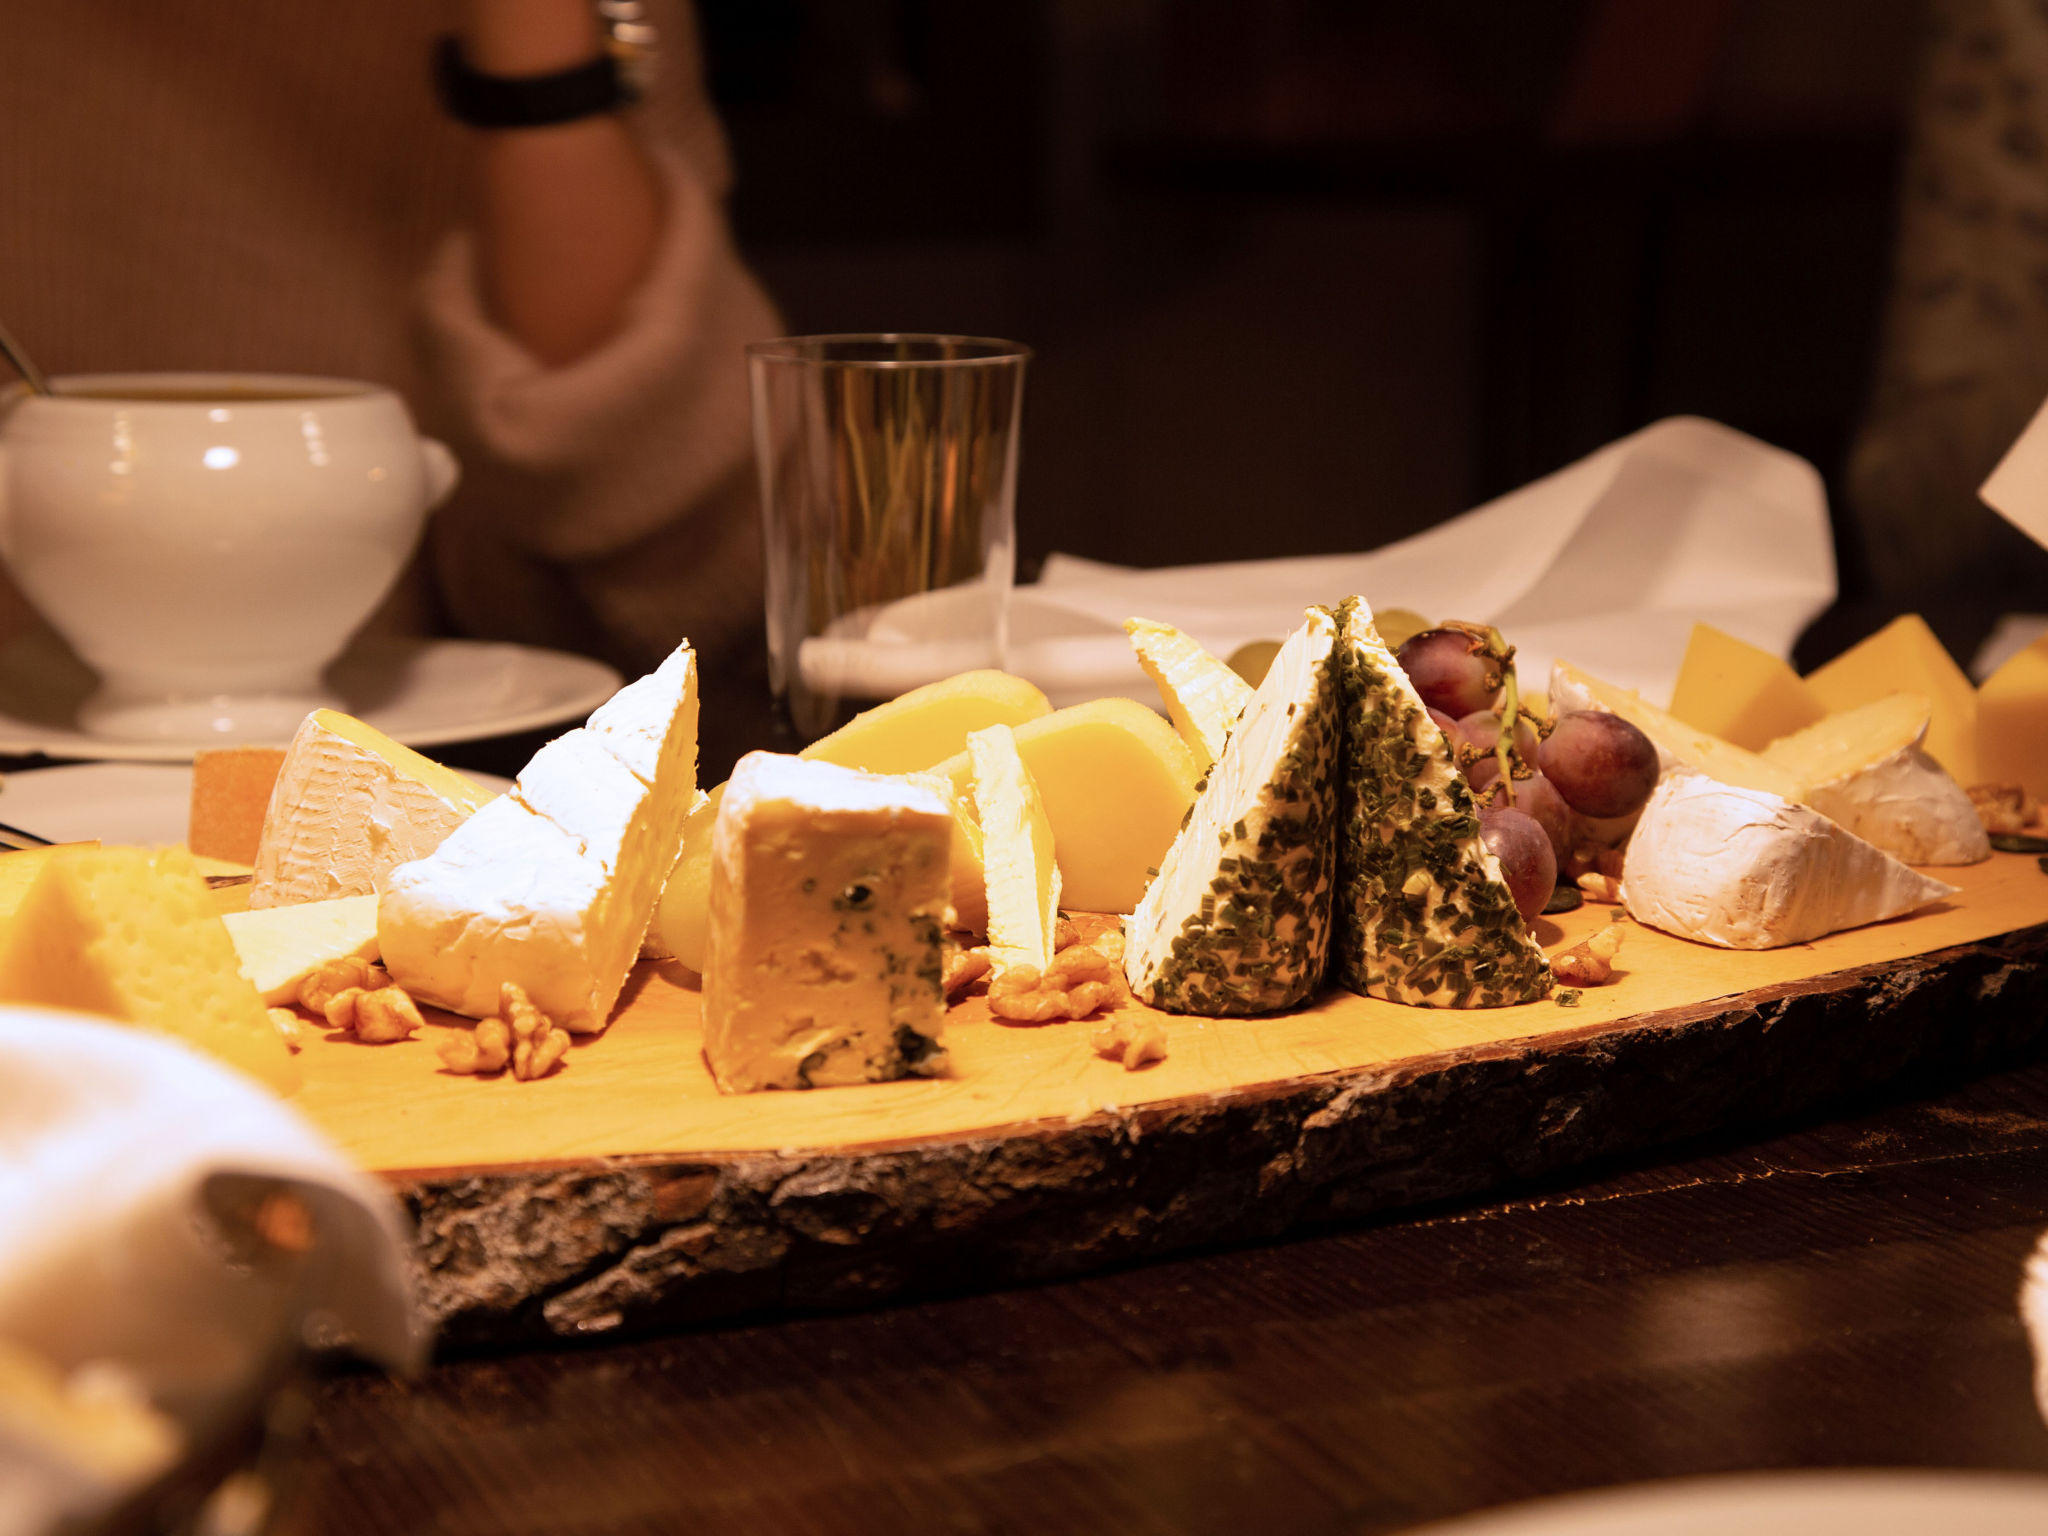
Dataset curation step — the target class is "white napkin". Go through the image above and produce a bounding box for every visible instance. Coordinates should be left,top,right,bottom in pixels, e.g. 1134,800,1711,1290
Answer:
1013,415,1837,709
0,1009,422,1534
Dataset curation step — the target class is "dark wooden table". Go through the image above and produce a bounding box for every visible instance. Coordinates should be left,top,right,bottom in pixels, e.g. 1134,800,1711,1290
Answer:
272,1045,2048,1535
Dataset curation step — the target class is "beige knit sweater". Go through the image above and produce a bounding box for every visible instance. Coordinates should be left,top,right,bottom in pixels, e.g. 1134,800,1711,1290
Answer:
0,1,781,679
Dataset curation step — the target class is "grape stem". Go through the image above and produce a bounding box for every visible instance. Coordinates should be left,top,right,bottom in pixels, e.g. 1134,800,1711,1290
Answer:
1488,626,1518,809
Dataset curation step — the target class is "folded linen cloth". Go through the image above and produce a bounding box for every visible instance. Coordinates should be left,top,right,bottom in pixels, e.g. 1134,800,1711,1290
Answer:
1016,415,1837,709
0,1009,421,1535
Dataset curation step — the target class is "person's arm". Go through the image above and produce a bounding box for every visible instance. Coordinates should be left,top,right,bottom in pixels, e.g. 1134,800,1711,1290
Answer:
458,0,664,366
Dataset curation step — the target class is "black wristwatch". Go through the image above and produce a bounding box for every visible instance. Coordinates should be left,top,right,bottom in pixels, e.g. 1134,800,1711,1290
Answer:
433,35,637,129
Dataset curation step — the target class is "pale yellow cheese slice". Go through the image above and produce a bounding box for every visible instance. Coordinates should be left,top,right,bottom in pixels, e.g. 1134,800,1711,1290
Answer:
0,845,296,1094
966,725,1060,972
932,697,1201,913
1759,693,1932,781
1125,616,1252,767
1667,622,1827,751
1805,615,1978,785
221,892,382,1005
799,669,1051,775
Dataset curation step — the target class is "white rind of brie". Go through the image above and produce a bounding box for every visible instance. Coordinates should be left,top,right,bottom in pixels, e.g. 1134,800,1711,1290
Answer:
249,713,492,909
1622,773,1957,949
1803,741,1990,866
378,644,699,1031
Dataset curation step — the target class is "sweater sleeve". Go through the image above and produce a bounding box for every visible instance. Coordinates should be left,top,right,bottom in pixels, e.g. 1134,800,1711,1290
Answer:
414,139,781,566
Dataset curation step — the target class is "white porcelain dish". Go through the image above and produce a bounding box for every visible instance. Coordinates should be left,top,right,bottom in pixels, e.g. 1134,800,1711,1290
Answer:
0,630,619,762
1401,1470,2048,1535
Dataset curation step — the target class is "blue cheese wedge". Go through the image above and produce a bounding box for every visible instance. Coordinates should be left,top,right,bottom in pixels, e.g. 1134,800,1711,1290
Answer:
703,753,951,1092
378,644,699,1032
1123,607,1340,1014
1332,597,1549,1007
966,725,1060,972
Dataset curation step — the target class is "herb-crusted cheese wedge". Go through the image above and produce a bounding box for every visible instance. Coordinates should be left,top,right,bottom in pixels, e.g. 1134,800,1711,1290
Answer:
1332,598,1549,1007
1124,607,1340,1014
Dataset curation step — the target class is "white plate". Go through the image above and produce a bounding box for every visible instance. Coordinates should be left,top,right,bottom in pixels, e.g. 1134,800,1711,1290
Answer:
0,762,516,848
0,630,622,762
1403,1470,2048,1535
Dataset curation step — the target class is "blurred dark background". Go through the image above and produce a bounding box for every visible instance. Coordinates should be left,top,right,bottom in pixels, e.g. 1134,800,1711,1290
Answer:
699,0,2043,670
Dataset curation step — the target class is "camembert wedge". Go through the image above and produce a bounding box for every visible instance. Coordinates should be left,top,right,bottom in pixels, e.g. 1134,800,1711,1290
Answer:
249,709,496,908
1623,773,1957,948
703,753,951,1093
1124,606,1340,1015
1332,597,1549,1008
378,644,699,1032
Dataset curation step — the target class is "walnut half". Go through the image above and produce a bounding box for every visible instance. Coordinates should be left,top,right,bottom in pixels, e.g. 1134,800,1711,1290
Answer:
988,942,1127,1023
1091,1016,1167,1070
438,983,566,1081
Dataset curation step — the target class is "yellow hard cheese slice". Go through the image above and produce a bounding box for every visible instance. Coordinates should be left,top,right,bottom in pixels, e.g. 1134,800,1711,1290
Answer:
250,708,495,908
704,753,951,1092
1978,632,2048,799
800,669,1050,775
0,844,95,923
0,845,296,1094
1125,616,1252,767
221,892,382,1005
1805,615,1978,785
933,698,1200,914
966,725,1060,972
1666,622,1826,751
379,645,699,1031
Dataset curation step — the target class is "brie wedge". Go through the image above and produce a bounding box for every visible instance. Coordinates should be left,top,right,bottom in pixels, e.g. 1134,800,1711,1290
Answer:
1333,598,1549,1008
249,709,496,908
1760,694,1988,866
967,725,1061,973
378,645,699,1032
1124,606,1340,1015
1622,773,1957,949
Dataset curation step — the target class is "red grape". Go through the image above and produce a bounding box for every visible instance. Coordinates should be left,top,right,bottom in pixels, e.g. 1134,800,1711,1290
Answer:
1508,770,1573,865
1427,706,1465,750
1478,805,1556,925
1396,628,1501,718
1536,710,1659,819
1457,708,1538,760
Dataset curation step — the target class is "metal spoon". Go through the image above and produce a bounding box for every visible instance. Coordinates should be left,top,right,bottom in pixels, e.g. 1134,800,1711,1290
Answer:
0,317,51,395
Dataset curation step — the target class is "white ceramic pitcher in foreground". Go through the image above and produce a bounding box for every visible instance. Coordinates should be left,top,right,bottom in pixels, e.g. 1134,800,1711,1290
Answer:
0,374,457,741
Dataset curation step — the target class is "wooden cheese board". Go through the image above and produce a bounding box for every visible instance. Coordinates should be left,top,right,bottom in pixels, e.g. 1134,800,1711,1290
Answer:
247,849,2048,1350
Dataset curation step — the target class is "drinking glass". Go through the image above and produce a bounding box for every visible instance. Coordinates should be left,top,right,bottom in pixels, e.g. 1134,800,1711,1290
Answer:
748,334,1029,740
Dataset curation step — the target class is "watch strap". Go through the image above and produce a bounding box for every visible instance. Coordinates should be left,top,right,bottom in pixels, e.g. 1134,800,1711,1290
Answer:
433,36,635,129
